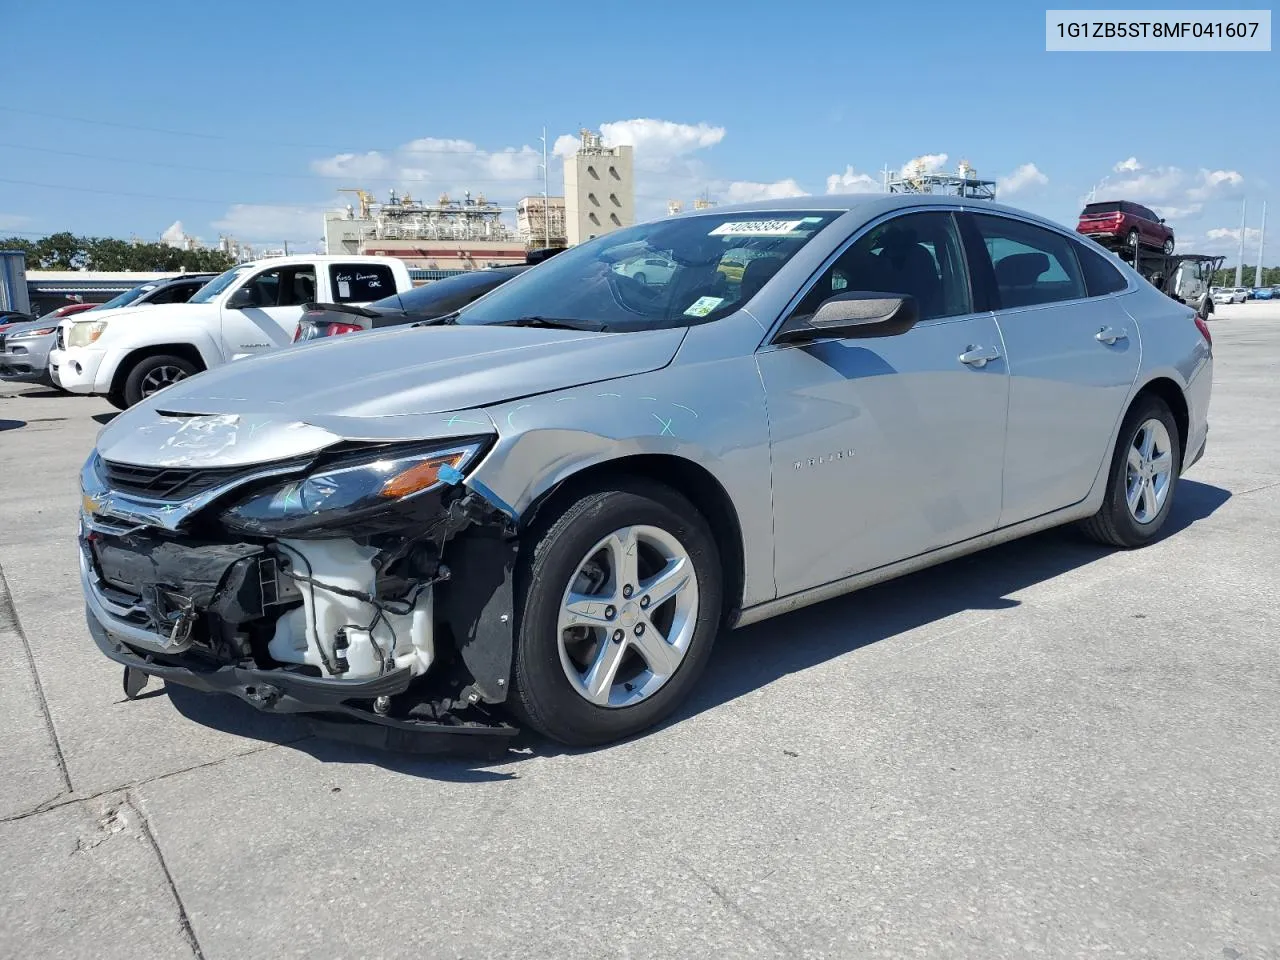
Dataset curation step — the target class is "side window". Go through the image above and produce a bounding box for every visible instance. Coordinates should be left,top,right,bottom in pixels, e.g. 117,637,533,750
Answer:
240,267,317,307
330,264,394,303
1076,242,1128,296
790,211,972,323
148,282,197,305
969,214,1087,309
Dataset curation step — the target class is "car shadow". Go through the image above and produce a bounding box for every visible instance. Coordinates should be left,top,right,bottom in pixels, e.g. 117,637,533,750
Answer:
16,388,65,399
0,419,25,432
157,480,1230,775
92,413,118,425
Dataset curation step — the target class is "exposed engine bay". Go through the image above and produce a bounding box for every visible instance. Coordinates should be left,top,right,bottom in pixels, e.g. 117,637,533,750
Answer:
80,440,523,756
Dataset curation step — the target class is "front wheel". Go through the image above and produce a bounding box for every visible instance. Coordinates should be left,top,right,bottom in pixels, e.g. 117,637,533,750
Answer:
121,354,198,407
1079,395,1181,547
510,480,723,746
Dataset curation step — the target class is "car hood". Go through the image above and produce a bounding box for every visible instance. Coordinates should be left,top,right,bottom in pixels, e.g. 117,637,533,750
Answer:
96,324,687,466
1,319,59,337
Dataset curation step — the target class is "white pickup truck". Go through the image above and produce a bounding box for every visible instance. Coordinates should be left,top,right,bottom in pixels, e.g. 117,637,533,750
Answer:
49,254,414,408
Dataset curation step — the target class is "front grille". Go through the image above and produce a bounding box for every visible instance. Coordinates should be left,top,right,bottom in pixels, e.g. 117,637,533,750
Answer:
102,460,272,501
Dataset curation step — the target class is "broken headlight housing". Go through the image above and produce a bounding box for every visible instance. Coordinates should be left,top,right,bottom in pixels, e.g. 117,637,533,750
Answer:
220,440,489,536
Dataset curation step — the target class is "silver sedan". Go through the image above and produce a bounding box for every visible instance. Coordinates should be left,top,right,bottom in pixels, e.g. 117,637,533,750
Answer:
0,318,59,386
79,194,1212,749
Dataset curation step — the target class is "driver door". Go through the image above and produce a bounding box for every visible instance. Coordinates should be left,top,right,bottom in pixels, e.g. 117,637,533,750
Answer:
755,210,1010,597
220,265,316,360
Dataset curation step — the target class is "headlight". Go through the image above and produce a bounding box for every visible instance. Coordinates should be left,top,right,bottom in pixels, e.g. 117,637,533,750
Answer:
8,326,56,340
68,321,108,348
220,440,488,536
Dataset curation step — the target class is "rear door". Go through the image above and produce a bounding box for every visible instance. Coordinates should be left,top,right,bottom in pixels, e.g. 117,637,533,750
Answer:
220,264,317,359
961,212,1140,526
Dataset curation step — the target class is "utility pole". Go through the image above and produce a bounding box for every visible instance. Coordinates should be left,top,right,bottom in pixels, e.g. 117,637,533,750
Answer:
1235,198,1246,288
283,239,290,256
539,126,551,251
1255,201,1267,289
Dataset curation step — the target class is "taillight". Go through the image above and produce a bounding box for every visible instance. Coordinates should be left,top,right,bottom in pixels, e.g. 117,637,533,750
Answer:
324,322,363,336
1194,315,1212,346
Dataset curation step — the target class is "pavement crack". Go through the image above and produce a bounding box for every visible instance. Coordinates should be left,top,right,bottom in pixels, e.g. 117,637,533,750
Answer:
0,557,73,794
673,855,789,955
125,791,207,960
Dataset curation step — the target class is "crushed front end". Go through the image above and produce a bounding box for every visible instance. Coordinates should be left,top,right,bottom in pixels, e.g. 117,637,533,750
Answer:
79,436,521,756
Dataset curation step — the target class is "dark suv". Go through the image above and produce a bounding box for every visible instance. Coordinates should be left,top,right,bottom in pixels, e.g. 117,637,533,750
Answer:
1077,201,1174,254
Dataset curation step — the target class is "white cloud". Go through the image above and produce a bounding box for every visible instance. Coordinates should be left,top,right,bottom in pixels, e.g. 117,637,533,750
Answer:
0,213,31,231
899,153,948,177
996,162,1048,197
1206,226,1262,244
311,137,542,199
555,119,726,162
1085,162,1244,221
211,204,326,246
160,221,187,247
825,165,880,194
721,179,807,204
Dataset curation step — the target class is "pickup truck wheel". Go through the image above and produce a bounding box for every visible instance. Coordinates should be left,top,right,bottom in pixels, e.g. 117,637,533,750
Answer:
122,354,198,407
510,480,722,747
1079,395,1181,548
105,387,128,410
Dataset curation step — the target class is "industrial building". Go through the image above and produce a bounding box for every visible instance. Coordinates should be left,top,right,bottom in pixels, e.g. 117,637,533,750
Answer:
516,196,567,249
323,189,526,270
563,129,635,246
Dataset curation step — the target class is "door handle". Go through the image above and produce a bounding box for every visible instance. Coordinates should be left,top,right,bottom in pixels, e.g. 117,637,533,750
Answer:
1096,326,1128,345
958,345,1001,368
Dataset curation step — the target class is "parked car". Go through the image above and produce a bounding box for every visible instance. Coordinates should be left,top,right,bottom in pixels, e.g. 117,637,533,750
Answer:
613,254,676,285
4,279,215,388
1213,287,1248,304
1248,287,1274,301
1077,200,1175,254
294,266,531,342
79,195,1211,751
0,309,33,330
49,256,413,408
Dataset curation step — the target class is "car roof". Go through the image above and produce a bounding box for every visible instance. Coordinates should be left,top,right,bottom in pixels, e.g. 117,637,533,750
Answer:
663,192,1077,236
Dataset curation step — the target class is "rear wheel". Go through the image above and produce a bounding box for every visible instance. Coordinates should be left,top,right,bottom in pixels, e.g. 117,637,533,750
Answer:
1079,395,1181,547
1162,236,1175,255
634,271,648,285
1128,228,1141,249
121,354,198,407
510,480,722,746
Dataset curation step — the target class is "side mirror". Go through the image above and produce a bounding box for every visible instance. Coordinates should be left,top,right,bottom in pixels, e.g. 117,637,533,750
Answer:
225,287,254,309
1159,218,1166,224
774,292,920,344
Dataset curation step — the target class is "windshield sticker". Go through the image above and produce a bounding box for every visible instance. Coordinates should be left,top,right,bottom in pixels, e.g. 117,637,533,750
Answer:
683,296,724,317
709,219,804,237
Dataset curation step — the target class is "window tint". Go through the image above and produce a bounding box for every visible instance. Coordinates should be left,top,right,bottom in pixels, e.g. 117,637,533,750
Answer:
1076,242,1128,296
331,264,394,302
1083,201,1122,215
147,281,202,305
242,266,317,307
970,214,1087,309
791,210,972,323
382,270,516,317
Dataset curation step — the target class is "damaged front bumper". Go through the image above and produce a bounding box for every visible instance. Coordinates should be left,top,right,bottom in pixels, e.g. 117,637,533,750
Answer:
78,452,523,756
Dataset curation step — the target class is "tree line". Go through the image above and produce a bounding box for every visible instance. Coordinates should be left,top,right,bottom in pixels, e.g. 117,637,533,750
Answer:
1211,266,1280,288
0,232,235,273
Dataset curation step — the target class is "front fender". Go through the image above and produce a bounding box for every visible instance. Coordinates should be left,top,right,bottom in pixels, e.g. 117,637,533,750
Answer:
470,356,777,607
97,324,225,392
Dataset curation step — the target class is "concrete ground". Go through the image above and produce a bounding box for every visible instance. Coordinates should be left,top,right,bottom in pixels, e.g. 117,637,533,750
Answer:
1,303,1277,960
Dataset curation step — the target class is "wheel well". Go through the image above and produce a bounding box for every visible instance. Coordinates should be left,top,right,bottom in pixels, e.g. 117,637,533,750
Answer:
1134,377,1189,458
521,454,747,624
110,343,206,396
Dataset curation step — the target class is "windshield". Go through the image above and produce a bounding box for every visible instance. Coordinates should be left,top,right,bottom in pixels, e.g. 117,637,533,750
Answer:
188,266,251,304
458,211,842,331
95,283,156,311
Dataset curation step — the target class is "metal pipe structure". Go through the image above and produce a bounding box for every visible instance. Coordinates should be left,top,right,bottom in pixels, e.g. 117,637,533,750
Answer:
1235,198,1246,288
1255,201,1267,289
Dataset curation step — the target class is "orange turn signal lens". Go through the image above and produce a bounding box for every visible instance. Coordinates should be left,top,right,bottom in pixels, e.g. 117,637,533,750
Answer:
379,453,466,500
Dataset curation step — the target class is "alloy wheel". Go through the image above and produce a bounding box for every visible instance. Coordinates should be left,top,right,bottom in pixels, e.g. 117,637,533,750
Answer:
1125,418,1174,524
140,364,189,397
556,524,699,708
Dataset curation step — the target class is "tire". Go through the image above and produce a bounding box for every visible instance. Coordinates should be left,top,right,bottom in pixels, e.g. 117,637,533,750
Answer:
1162,237,1175,255
1128,229,1141,248
634,272,648,285
121,354,198,408
105,388,128,410
510,479,723,746
1079,394,1182,548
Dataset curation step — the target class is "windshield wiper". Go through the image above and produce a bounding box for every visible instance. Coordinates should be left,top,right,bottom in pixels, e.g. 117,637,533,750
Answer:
411,311,461,328
495,315,609,332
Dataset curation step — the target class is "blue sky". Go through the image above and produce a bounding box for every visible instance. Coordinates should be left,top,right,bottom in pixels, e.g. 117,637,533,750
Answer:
0,0,1273,262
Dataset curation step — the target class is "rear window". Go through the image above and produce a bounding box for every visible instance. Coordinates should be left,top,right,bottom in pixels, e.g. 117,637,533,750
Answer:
1083,202,1122,215
330,264,395,303
377,270,517,317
